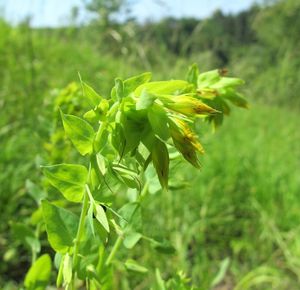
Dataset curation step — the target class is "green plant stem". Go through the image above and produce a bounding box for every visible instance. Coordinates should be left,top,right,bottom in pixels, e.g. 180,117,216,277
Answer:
105,236,123,266
73,190,89,269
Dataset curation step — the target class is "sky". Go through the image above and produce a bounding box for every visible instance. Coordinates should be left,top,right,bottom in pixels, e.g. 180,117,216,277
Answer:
1,0,263,27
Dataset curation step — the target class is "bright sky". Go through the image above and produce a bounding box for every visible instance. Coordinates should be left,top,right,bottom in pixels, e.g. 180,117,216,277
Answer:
1,0,262,27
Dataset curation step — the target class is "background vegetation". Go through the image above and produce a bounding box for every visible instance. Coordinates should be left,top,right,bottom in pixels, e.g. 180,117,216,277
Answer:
0,0,299,289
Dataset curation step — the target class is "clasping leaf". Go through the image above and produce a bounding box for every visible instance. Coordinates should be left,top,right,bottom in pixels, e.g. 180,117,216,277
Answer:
42,163,88,202
60,110,95,156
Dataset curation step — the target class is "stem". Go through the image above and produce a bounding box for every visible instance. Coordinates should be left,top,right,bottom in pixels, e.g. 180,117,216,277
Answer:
105,236,123,266
73,190,89,269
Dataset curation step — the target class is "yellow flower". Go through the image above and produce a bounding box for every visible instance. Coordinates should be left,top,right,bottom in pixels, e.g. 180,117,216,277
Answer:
158,94,218,117
169,117,204,168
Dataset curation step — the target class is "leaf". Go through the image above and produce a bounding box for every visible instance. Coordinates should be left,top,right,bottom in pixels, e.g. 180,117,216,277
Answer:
111,123,126,157
212,77,245,89
87,204,95,237
63,253,73,286
155,268,166,290
222,89,248,108
24,254,52,290
112,164,141,190
118,202,142,233
210,258,230,287
125,259,148,273
123,72,152,96
151,139,169,189
94,203,110,233
96,154,107,175
42,164,88,202
81,82,102,107
94,122,109,153
123,232,142,249
111,72,152,99
136,89,156,110
25,179,47,204
135,80,192,96
186,63,199,86
148,104,170,141
42,200,79,253
115,78,124,100
11,223,41,254
150,238,176,254
121,113,144,154
61,111,95,156
197,70,221,88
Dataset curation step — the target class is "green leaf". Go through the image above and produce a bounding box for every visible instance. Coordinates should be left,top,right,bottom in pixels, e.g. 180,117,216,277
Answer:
135,80,192,96
186,63,199,86
210,258,230,287
212,77,245,89
197,70,221,88
42,200,79,253
123,232,142,249
111,123,126,157
222,89,248,108
121,113,144,154
112,164,141,190
112,72,152,99
148,104,170,141
11,223,41,254
119,202,142,233
115,78,124,100
94,122,109,153
42,164,88,202
152,139,169,189
87,204,95,237
136,89,156,110
24,254,52,290
61,111,95,156
155,268,166,290
123,72,152,96
82,82,102,107
125,259,148,273
150,238,176,254
63,253,73,286
94,204,110,233
25,179,47,204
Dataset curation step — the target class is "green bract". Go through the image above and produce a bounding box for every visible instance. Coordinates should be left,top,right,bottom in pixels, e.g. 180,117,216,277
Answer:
38,64,246,289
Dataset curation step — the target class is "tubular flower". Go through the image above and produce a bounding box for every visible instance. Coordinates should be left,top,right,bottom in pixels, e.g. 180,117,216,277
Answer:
169,117,204,168
158,94,218,117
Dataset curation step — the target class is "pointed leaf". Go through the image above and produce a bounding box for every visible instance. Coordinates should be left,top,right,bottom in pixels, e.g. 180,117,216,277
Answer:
115,78,124,100
43,164,88,202
123,232,142,249
125,259,148,273
136,90,156,110
63,253,73,286
24,254,52,290
42,200,79,253
61,111,94,155
123,72,152,96
186,63,199,86
82,82,102,107
94,204,110,233
135,80,192,96
152,139,169,189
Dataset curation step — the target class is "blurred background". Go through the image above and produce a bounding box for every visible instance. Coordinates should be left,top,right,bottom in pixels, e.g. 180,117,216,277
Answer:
0,0,300,289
